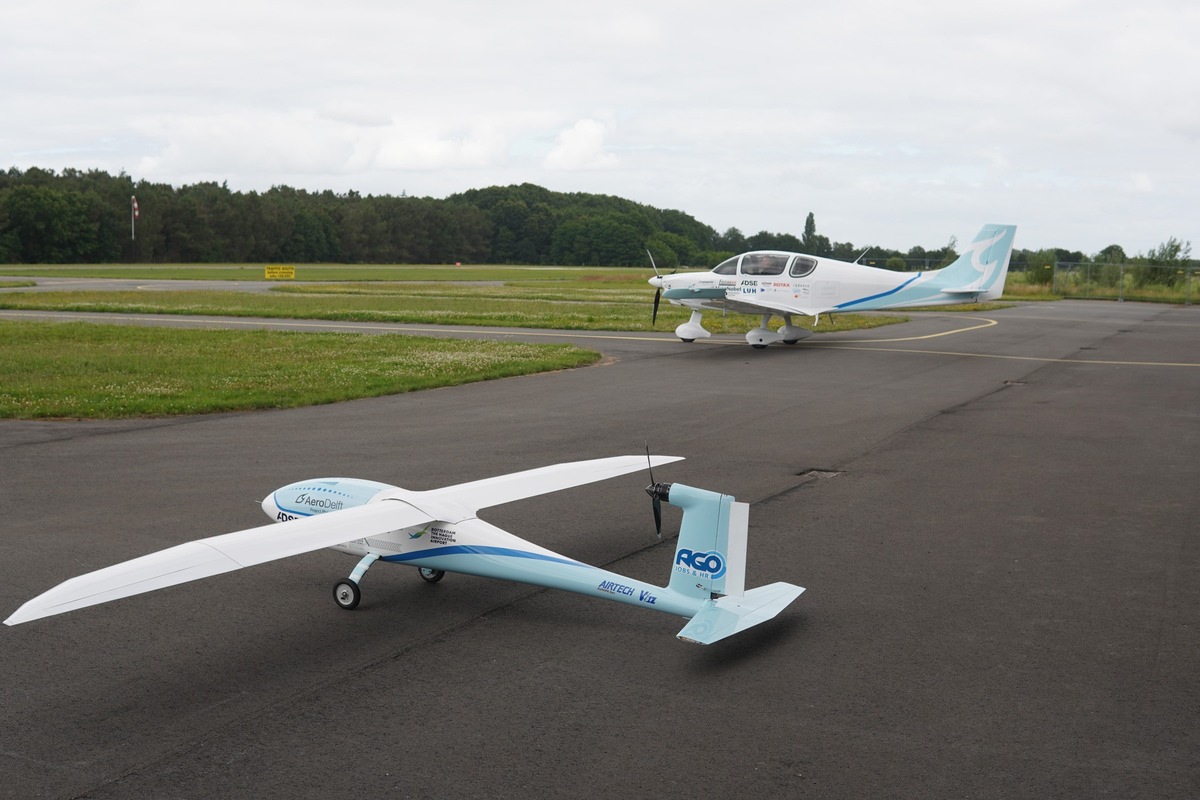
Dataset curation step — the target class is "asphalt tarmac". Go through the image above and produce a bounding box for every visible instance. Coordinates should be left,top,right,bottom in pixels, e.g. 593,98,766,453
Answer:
2,300,1197,799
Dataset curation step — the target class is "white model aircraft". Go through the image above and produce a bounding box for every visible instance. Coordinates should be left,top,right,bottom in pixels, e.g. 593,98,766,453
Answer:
4,456,804,645
650,223,1017,347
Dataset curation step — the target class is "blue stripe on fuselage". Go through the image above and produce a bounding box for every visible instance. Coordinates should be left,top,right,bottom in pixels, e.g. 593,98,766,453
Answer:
380,545,591,567
834,274,922,309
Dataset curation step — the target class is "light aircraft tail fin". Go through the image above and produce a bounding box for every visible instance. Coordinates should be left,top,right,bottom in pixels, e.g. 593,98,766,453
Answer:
928,223,1017,300
661,483,804,644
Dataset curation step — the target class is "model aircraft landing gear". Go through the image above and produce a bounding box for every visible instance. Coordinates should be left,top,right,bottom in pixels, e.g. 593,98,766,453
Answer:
333,579,361,610
418,567,445,583
334,553,379,610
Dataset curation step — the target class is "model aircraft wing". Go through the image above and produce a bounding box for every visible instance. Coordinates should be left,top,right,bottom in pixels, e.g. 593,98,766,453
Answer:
410,455,684,517
4,500,434,626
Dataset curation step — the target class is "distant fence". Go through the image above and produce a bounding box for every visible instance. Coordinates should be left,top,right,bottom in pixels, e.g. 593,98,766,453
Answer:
1046,262,1196,304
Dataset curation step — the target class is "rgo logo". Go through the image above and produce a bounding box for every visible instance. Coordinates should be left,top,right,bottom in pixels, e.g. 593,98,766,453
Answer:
674,548,726,579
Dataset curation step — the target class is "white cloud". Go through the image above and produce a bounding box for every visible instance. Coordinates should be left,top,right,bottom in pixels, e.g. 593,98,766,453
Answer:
1129,172,1154,194
543,119,619,171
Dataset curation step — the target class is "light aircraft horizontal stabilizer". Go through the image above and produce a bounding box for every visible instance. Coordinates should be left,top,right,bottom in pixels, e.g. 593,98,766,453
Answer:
5,456,804,645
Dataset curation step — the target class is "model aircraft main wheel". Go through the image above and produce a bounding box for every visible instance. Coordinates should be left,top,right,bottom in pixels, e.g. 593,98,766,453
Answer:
333,579,361,610
418,567,445,583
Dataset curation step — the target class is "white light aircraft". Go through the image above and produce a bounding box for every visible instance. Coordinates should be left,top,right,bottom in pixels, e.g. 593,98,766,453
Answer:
4,456,804,645
650,223,1017,347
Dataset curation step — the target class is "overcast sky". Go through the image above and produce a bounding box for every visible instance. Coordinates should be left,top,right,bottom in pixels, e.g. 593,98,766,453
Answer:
3,1,1197,255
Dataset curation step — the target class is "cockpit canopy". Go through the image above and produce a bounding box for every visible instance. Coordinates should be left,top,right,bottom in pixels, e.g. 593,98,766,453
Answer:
712,252,817,278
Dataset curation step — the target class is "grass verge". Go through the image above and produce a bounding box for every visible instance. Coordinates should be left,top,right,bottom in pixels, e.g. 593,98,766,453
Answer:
0,320,599,419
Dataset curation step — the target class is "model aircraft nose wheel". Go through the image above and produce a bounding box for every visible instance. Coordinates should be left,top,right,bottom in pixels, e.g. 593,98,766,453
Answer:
418,567,445,583
333,579,361,610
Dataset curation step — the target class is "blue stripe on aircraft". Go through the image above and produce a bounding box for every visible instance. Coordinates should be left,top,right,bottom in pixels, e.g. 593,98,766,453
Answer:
834,274,922,309
380,545,591,567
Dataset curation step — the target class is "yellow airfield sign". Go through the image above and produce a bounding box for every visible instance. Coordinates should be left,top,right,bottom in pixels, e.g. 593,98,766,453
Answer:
265,265,296,280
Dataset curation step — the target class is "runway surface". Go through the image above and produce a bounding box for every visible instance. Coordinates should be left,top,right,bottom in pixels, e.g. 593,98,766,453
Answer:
2,300,1197,799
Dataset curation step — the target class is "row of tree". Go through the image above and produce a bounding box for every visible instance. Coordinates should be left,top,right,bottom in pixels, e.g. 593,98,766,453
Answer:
0,167,1192,272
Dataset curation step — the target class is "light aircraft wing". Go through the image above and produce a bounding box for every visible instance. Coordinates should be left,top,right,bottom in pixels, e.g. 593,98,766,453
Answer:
407,455,684,518
718,295,830,318
4,500,434,626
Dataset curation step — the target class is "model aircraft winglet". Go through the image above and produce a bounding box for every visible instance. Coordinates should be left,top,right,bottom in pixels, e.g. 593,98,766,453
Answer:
650,223,1017,347
4,456,804,645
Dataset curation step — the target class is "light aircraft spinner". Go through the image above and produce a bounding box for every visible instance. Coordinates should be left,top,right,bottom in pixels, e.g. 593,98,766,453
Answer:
4,456,804,645
650,223,1017,348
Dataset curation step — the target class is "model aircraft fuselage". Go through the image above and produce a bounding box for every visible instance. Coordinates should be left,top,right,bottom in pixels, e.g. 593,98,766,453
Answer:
650,223,1017,347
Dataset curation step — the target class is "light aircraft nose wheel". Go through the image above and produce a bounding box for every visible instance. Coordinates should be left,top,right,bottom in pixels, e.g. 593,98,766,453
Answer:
418,567,445,583
333,579,361,610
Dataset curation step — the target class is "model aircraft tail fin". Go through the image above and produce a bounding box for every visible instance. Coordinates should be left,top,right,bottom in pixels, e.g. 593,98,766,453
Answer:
928,223,1017,300
663,483,746,600
661,483,804,644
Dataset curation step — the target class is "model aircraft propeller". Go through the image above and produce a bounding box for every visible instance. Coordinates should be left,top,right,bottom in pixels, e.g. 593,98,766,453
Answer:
644,444,669,538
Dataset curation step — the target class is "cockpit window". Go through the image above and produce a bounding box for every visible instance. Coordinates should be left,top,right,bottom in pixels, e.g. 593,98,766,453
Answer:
712,256,739,275
740,254,789,276
789,256,817,278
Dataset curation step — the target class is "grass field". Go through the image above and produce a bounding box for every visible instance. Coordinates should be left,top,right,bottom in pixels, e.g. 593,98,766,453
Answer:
0,320,599,419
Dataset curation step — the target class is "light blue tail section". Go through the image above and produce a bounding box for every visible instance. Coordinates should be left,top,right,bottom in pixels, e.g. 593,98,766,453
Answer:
927,223,1018,300
663,483,804,644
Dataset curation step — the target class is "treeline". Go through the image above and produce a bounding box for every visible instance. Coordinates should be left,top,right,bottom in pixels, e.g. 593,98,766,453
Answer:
0,167,1191,272
0,167,736,267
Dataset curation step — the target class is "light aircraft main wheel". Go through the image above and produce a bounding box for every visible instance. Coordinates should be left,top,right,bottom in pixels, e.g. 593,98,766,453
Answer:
680,338,695,343
751,344,768,349
333,579,361,610
418,567,445,583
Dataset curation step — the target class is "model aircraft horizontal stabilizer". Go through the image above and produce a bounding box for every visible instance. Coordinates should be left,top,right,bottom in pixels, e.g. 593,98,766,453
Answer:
675,582,805,645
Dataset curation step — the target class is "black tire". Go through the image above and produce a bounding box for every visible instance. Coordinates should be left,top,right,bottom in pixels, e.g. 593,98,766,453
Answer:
680,338,695,343
418,567,445,583
333,579,361,610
